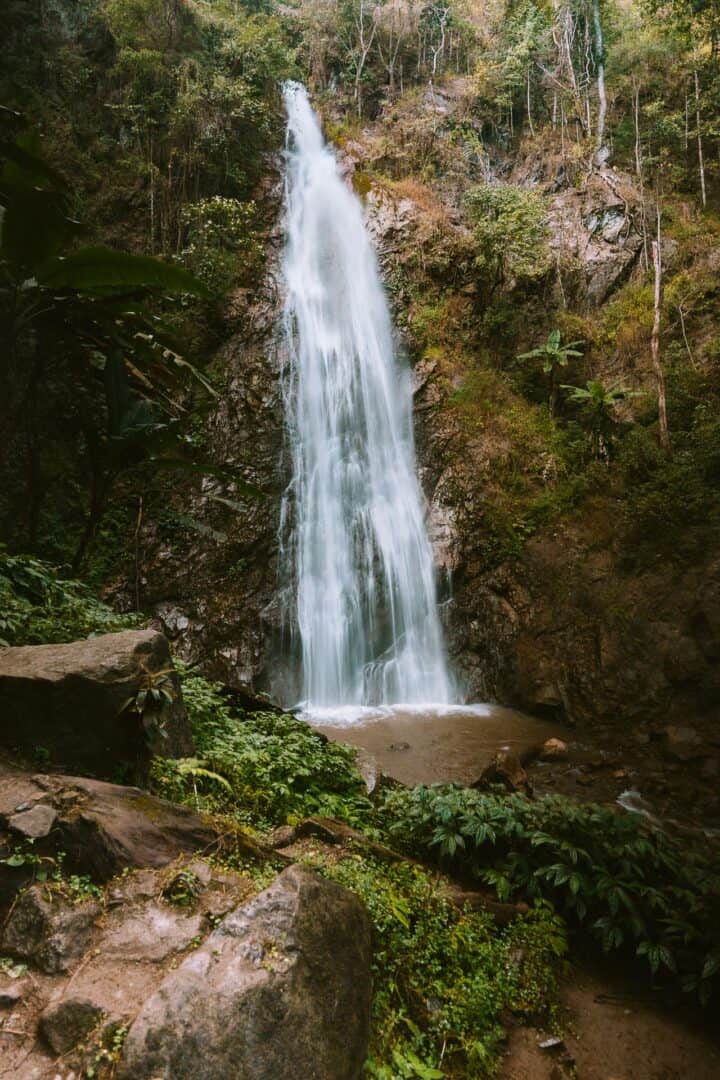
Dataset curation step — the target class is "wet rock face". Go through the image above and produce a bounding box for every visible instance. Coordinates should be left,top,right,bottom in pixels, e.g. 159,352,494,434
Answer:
117,865,372,1080
448,526,720,735
0,629,193,778
138,257,289,696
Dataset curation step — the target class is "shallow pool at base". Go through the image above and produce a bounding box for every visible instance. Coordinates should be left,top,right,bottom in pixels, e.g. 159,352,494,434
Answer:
303,703,567,786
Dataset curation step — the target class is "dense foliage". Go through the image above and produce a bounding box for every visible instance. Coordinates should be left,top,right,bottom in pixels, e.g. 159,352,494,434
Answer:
150,672,720,1009
0,551,138,646
316,855,567,1078
152,671,371,827
1,0,294,568
379,784,720,1004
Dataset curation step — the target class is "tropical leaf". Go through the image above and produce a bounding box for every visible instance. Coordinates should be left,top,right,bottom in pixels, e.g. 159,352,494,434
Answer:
0,188,80,271
36,246,211,297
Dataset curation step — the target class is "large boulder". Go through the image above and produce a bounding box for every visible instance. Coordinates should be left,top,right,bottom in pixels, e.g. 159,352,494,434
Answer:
0,629,193,777
117,865,372,1080
0,765,221,884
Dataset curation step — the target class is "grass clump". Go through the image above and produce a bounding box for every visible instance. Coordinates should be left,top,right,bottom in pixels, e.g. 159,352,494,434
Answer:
151,671,371,829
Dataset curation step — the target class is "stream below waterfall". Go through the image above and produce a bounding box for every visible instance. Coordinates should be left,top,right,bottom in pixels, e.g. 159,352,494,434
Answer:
306,704,565,786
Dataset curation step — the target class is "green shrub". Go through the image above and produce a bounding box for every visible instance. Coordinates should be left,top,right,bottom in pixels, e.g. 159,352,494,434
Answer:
314,855,566,1078
618,410,720,560
179,196,264,292
152,672,371,828
0,551,139,646
378,786,720,1004
465,184,551,295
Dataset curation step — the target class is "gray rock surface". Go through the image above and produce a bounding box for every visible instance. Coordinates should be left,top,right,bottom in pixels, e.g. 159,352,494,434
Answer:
8,802,57,839
0,857,259,1078
0,763,220,885
2,884,100,974
118,864,372,1080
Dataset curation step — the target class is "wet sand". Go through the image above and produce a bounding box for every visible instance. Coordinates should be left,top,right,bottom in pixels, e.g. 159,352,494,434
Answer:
305,703,566,786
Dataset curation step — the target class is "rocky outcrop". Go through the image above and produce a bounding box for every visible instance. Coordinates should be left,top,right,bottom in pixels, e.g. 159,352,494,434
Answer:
117,864,372,1080
528,162,644,306
0,764,220,889
0,860,371,1080
0,629,193,777
450,525,720,731
0,858,260,1078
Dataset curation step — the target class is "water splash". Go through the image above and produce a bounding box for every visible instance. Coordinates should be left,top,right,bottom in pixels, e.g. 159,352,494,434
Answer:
278,83,452,708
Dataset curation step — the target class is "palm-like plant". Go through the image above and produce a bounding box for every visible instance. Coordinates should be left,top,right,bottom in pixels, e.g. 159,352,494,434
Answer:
517,329,585,413
562,379,631,460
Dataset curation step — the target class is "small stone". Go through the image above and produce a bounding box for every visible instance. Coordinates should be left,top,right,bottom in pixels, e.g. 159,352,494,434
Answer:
613,769,628,779
8,803,57,839
540,738,568,762
389,742,410,752
473,750,532,795
664,725,704,761
269,825,296,849
539,1036,565,1052
40,998,104,1055
0,986,23,1008
701,757,719,780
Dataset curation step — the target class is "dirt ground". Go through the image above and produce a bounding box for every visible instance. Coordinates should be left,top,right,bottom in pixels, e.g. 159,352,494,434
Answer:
501,963,720,1080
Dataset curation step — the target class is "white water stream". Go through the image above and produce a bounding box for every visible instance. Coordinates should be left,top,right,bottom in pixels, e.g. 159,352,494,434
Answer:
279,83,452,709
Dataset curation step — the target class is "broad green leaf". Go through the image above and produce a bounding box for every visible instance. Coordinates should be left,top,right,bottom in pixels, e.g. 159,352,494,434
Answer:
36,246,211,297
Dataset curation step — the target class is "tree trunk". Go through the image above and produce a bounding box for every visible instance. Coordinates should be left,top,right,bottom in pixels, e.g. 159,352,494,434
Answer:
693,55,707,208
651,217,669,451
633,78,641,176
527,65,535,136
353,1,377,118
592,0,608,163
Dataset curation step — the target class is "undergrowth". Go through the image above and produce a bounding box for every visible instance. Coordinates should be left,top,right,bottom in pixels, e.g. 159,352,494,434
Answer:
153,671,720,1011
151,671,371,829
309,853,567,1078
0,550,139,646
379,786,720,1004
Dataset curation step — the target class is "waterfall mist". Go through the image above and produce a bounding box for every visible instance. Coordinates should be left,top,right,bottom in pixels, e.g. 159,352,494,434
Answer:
278,83,452,709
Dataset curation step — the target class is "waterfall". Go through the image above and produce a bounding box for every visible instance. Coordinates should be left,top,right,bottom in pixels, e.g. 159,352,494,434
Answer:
279,83,452,709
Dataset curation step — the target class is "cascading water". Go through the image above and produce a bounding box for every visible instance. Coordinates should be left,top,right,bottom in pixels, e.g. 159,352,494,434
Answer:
278,83,453,709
